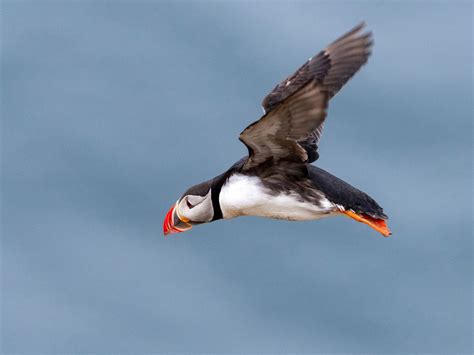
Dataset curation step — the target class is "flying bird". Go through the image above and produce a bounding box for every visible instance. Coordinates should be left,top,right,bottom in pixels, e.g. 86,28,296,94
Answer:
163,23,391,237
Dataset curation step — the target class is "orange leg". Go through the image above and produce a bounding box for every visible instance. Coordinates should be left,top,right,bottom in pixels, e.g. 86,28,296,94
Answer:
342,210,392,237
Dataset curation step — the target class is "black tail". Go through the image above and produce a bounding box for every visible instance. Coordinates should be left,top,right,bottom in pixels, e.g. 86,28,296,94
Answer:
307,165,387,219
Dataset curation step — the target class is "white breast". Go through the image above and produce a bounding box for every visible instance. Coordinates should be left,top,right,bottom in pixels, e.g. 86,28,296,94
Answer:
219,174,336,221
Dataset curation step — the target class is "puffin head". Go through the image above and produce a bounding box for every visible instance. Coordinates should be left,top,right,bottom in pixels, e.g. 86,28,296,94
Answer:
163,180,216,236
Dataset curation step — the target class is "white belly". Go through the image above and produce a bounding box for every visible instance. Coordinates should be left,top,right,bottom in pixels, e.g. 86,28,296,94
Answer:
219,174,336,221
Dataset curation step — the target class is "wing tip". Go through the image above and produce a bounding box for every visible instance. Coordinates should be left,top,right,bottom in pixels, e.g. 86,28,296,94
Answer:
328,21,373,49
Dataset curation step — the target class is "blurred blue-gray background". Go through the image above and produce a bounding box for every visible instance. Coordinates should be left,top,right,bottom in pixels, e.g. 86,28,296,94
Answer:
2,1,472,353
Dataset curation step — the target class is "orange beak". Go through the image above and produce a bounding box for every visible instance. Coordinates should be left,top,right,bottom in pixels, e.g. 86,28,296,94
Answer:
163,204,192,236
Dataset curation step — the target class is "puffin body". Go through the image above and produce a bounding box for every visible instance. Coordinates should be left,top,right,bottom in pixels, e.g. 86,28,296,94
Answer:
220,173,337,221
163,23,391,237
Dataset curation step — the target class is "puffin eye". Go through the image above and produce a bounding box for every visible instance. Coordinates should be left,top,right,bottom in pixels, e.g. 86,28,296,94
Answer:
186,199,194,209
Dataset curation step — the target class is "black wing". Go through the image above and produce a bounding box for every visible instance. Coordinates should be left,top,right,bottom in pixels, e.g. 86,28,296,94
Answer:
240,23,373,170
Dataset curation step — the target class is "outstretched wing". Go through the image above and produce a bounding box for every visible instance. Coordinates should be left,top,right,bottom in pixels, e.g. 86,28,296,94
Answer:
240,23,373,170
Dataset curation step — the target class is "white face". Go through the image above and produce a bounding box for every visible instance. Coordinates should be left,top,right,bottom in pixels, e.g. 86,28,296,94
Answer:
176,188,213,224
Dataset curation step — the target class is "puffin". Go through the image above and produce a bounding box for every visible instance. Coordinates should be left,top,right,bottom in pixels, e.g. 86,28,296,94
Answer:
163,23,391,237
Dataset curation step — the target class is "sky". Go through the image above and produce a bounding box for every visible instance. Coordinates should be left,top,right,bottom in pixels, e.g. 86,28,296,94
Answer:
1,1,472,353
